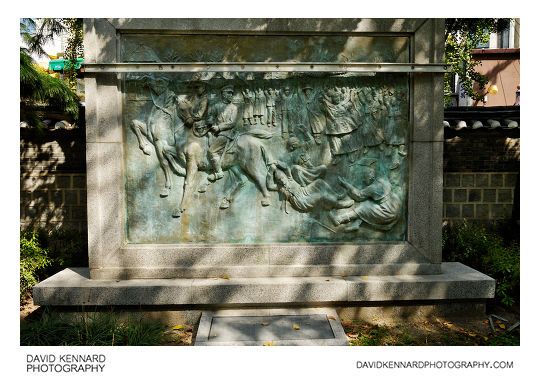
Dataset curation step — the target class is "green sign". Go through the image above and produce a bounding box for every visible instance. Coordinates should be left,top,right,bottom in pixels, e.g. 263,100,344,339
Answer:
49,58,84,71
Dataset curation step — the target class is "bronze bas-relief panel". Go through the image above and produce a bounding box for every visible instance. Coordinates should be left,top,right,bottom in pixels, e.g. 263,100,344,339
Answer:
122,34,410,244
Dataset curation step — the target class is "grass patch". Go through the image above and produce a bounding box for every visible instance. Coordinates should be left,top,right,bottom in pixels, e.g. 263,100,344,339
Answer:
21,309,179,346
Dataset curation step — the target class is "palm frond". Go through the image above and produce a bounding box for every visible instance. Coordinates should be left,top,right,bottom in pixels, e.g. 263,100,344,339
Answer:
22,18,66,59
20,50,79,124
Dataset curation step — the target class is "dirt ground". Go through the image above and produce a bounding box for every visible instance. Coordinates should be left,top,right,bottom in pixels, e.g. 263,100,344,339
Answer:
20,297,40,321
343,303,520,346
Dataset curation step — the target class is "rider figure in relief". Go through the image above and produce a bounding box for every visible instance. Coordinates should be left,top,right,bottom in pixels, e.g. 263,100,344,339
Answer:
206,85,238,182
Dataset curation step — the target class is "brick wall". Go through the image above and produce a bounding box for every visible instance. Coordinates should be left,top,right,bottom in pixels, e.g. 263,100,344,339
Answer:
20,128,87,231
443,172,517,220
444,128,520,172
443,128,520,221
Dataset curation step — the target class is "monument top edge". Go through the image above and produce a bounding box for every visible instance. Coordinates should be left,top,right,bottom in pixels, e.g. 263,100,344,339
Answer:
84,62,449,73
97,18,431,34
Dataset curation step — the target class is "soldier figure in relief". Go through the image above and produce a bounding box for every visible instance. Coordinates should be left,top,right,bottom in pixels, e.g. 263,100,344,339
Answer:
265,87,279,127
322,87,360,162
241,86,255,126
277,85,296,139
382,88,407,169
254,86,266,126
206,85,238,182
359,88,385,155
299,85,326,145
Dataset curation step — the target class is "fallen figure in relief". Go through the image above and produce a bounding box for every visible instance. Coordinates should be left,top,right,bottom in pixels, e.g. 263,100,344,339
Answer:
329,166,402,232
266,161,354,214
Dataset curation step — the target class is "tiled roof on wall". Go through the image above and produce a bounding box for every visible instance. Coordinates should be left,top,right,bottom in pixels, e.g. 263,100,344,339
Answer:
444,106,520,130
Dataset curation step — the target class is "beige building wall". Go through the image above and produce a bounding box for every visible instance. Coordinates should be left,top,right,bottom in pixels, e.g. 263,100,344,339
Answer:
472,50,520,107
471,19,520,107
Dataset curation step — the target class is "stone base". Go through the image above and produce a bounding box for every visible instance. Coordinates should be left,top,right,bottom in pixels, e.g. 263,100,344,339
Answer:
36,301,490,328
89,243,442,279
34,263,494,310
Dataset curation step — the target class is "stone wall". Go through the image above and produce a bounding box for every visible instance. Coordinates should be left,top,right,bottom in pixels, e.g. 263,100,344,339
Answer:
19,126,520,231
20,128,87,231
443,128,520,221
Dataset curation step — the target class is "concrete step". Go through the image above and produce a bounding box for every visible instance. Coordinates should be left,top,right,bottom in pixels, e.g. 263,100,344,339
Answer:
33,262,494,306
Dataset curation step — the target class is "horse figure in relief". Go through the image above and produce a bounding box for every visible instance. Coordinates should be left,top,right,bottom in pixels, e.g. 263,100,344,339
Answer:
129,83,274,219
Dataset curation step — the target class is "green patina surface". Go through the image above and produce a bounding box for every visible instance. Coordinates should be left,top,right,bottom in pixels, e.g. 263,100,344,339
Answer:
122,34,410,244
121,34,409,63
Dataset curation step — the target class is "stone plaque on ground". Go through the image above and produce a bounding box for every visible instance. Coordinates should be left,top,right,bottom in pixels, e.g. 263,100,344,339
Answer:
195,309,349,346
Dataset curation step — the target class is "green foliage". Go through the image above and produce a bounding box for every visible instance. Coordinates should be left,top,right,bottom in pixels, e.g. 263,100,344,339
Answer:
393,330,418,346
20,228,88,300
20,18,83,126
20,230,52,300
43,228,89,275
442,221,519,307
63,18,84,90
484,332,519,346
352,325,391,346
21,310,173,346
444,19,510,105
20,51,80,126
